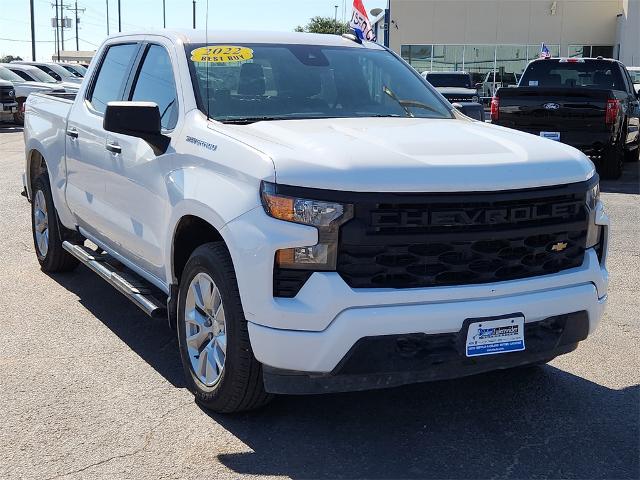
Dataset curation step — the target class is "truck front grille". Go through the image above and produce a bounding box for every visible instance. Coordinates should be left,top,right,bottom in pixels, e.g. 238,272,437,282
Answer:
0,85,15,102
336,181,592,290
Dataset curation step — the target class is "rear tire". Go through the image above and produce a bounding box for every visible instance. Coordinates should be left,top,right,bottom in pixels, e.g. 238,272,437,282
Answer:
177,242,272,413
624,140,639,163
31,174,79,273
598,139,624,179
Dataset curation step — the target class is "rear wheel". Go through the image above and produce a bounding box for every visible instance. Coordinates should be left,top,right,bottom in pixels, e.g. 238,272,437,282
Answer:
177,243,272,413
31,175,79,272
624,138,639,162
598,138,624,179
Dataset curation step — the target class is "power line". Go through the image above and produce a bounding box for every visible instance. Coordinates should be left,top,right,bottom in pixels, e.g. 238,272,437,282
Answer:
0,37,57,43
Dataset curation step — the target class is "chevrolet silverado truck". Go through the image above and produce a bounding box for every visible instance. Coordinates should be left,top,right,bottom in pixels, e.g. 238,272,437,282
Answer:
492,57,640,179
23,31,609,413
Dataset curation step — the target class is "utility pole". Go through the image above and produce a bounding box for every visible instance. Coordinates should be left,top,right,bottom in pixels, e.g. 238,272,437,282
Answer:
163,0,166,28
60,0,65,51
117,0,121,32
54,0,60,61
106,0,110,35
65,2,85,51
192,0,196,29
334,5,338,34
29,0,36,60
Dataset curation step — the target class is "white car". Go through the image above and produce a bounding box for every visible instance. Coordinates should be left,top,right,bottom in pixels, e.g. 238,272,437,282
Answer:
627,66,640,94
2,63,79,92
0,65,64,124
22,30,609,412
11,61,83,85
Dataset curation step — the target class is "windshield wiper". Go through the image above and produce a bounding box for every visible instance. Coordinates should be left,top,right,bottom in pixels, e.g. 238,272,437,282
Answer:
383,85,444,116
221,116,300,125
383,85,413,117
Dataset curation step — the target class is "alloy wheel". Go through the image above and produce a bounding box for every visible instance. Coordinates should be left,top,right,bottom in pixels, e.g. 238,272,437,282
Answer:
33,189,49,258
184,272,227,387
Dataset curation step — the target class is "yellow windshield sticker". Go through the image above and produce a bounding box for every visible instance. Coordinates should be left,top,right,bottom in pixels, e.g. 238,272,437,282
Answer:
190,46,253,63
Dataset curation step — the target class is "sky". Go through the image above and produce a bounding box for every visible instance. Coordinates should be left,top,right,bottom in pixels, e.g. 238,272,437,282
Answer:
0,0,386,61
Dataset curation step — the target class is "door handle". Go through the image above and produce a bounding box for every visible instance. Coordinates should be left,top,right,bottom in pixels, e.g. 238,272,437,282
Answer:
66,127,78,139
106,142,121,154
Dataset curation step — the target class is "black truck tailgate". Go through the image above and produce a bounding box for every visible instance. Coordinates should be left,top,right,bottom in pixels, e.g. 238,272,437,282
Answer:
496,87,611,133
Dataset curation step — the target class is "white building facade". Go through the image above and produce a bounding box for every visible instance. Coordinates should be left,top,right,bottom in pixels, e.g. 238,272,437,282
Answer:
374,0,639,84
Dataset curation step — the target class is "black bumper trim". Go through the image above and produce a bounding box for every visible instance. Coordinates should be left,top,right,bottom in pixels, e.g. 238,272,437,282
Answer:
262,311,589,395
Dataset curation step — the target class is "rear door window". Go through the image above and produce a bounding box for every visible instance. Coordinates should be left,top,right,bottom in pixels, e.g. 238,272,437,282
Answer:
88,43,139,114
129,44,179,130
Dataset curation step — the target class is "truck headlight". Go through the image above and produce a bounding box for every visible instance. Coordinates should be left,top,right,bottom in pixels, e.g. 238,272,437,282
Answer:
260,182,353,270
585,181,601,249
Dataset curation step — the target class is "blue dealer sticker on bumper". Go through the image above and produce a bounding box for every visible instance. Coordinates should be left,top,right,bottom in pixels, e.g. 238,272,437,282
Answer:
466,316,525,357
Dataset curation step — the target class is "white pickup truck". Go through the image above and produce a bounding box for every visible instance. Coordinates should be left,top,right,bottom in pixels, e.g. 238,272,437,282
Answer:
23,30,609,412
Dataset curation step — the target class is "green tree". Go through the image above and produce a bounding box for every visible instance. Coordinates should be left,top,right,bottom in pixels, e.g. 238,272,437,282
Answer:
0,55,23,63
295,16,350,35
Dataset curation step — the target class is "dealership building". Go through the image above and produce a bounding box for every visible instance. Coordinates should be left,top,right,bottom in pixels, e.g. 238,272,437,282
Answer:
372,0,639,85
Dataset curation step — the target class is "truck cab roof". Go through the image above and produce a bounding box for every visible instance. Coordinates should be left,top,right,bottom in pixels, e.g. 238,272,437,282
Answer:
104,29,386,49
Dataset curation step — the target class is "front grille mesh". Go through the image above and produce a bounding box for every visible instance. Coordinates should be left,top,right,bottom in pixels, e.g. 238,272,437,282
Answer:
337,187,589,290
338,230,586,289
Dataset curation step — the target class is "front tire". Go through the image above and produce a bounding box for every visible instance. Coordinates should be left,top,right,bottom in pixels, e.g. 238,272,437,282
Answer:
177,243,272,413
31,175,79,272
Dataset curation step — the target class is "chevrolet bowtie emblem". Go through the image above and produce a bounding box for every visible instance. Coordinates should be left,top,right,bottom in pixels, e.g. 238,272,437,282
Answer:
551,242,568,252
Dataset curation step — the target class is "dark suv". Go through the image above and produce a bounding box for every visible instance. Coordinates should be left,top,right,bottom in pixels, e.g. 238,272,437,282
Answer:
422,71,485,121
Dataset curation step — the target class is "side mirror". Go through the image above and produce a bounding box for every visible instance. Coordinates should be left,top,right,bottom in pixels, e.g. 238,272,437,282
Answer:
103,101,170,155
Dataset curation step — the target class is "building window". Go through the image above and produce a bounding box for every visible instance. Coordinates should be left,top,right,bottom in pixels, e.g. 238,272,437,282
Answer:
568,45,614,58
401,45,432,72
431,45,464,72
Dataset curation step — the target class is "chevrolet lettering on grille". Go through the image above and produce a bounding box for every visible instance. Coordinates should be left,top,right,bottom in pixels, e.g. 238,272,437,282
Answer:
370,201,583,227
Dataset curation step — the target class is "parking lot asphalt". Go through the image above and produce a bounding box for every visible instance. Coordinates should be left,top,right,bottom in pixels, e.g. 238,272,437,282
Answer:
0,125,638,480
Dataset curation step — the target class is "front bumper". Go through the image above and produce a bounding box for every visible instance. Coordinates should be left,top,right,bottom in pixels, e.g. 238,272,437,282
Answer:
222,201,609,388
263,311,590,394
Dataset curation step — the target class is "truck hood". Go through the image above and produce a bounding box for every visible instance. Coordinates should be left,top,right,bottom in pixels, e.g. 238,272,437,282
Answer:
13,82,56,97
222,117,595,192
436,87,478,96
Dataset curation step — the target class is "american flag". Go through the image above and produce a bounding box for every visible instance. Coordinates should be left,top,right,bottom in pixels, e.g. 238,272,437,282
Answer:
539,43,551,59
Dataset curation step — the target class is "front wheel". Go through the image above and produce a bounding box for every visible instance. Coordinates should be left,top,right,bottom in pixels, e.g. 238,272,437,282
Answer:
177,243,272,413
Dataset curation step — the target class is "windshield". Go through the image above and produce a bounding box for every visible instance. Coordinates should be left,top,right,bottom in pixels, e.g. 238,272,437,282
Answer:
521,60,625,90
22,67,58,83
186,43,452,123
46,63,75,79
0,66,24,83
60,64,85,77
425,73,471,88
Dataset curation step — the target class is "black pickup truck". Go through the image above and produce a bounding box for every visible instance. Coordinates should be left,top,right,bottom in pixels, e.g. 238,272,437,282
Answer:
492,58,640,179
